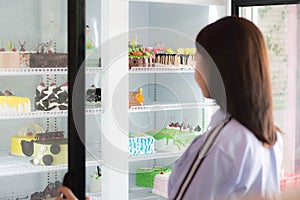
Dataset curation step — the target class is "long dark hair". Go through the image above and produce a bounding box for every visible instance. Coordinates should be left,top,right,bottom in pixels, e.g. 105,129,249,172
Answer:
195,16,278,146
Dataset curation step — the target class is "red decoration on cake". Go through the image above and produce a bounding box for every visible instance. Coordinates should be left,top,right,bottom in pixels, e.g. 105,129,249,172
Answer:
0,41,5,52
4,89,13,96
128,38,155,69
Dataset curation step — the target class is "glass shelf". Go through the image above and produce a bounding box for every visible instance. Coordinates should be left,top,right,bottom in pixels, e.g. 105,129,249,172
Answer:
0,67,101,76
129,102,216,113
0,151,102,177
0,108,103,120
129,151,183,162
129,65,194,74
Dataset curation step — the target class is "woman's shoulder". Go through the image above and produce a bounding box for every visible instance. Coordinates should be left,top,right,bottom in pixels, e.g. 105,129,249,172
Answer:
217,117,283,159
216,118,263,156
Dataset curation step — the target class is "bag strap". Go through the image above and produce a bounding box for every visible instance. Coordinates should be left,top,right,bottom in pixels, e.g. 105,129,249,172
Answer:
174,117,232,200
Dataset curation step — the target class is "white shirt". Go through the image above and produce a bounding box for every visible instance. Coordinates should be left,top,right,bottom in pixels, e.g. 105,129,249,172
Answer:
168,109,283,200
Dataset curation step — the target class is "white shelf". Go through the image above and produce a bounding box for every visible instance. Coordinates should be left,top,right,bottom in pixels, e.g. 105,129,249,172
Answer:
0,151,102,177
129,65,194,74
129,102,216,113
0,108,103,120
86,108,103,115
130,187,166,200
129,0,225,6
129,151,183,162
0,67,101,76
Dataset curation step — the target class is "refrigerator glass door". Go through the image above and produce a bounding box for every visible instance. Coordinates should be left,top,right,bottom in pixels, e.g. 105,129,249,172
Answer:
240,3,300,192
0,0,68,198
85,0,102,198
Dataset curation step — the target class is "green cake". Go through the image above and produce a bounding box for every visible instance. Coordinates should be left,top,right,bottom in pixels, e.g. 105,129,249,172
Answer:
136,166,171,188
145,126,201,152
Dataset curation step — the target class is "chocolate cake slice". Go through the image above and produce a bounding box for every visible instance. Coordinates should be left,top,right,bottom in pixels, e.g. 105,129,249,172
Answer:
30,53,68,68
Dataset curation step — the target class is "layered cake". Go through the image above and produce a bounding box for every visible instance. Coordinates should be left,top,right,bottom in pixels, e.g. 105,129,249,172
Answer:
0,90,31,113
129,88,144,108
30,53,68,68
10,124,45,156
155,48,196,67
35,82,68,111
136,166,171,188
20,51,35,68
146,118,202,152
0,52,20,68
21,131,68,166
152,172,171,198
129,133,155,155
86,84,101,106
128,41,155,69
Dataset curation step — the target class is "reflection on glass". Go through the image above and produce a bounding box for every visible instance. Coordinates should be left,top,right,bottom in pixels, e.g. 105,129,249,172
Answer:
241,4,300,181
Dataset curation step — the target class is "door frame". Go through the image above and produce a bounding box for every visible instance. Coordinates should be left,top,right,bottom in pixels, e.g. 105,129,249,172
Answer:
232,0,300,15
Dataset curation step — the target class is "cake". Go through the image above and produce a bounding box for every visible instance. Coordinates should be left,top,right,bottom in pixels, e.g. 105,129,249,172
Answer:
152,172,171,198
31,181,62,200
0,52,20,68
129,133,155,155
89,172,102,192
35,82,68,111
155,53,194,66
21,131,68,166
85,25,101,67
30,53,68,68
0,90,31,113
86,84,101,106
128,41,155,69
10,124,45,156
20,51,35,68
129,88,144,108
154,47,195,67
145,118,202,152
136,166,171,188
86,49,101,67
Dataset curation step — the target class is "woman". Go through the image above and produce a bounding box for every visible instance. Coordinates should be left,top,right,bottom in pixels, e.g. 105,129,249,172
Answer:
168,16,283,200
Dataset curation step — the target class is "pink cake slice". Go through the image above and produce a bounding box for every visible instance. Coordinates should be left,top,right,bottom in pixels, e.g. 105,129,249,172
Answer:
152,172,171,198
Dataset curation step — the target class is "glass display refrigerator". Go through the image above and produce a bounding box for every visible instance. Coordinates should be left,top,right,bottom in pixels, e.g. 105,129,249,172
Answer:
0,0,228,199
3,0,299,199
0,0,101,199
101,0,228,199
233,0,300,193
